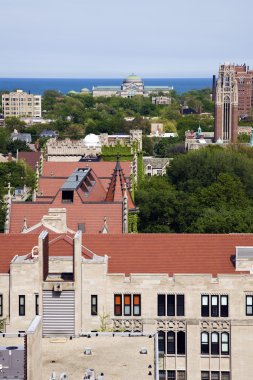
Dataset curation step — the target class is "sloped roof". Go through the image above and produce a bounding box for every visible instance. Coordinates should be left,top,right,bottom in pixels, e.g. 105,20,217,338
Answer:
143,157,171,169
18,151,41,170
9,203,123,234
42,161,131,178
1,233,253,276
105,160,135,209
81,234,253,276
0,233,92,273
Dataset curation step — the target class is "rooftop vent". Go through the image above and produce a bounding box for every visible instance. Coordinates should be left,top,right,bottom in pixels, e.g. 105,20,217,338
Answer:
140,347,148,354
236,246,253,272
84,348,92,355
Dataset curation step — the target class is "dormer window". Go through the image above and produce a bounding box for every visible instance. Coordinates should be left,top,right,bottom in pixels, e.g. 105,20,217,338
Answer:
62,190,73,203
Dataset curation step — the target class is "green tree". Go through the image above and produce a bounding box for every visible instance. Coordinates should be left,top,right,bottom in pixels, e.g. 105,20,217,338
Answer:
135,176,177,232
6,140,32,157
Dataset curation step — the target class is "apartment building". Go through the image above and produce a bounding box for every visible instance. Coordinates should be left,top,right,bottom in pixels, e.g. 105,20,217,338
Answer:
1,232,253,379
2,90,41,118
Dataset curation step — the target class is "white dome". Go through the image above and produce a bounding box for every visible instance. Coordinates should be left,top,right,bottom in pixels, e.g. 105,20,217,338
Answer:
83,133,101,148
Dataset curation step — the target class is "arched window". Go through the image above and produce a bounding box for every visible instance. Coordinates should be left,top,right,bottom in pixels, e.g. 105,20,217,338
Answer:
158,331,165,354
167,331,175,354
221,332,229,355
177,331,186,355
211,332,219,355
201,332,209,354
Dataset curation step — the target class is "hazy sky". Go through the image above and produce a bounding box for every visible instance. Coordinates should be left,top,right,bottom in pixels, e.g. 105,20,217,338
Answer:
1,0,252,78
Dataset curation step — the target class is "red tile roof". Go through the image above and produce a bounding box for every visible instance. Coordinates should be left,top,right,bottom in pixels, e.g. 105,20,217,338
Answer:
18,152,41,170
0,233,91,273
9,203,123,234
0,234,39,273
81,234,253,276
1,233,253,275
42,161,131,178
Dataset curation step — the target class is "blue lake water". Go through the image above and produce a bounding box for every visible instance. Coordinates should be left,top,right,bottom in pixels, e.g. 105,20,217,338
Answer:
0,78,212,95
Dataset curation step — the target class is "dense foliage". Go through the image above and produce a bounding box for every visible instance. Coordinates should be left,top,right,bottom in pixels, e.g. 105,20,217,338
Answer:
0,161,36,232
136,146,253,233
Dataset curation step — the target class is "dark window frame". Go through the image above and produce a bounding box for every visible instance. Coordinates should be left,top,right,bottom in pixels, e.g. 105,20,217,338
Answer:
167,331,175,354
246,295,253,316
157,294,166,316
201,331,209,355
124,294,132,316
91,295,98,316
0,295,2,317
114,294,122,316
201,295,209,317
35,294,39,316
221,332,229,355
211,332,219,355
133,294,141,316
19,295,25,316
167,294,175,316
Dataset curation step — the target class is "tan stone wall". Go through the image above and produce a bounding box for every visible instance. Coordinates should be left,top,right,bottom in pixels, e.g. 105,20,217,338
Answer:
8,260,40,332
26,316,42,380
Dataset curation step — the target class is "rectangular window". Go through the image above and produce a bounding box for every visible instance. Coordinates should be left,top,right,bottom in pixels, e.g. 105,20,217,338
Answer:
133,294,141,316
221,373,230,380
211,295,219,317
177,295,185,316
167,370,176,380
158,294,166,316
177,331,186,355
158,331,165,354
62,190,74,203
19,295,25,316
211,373,220,380
201,295,209,317
201,332,209,355
201,372,210,380
114,294,122,316
124,294,131,316
246,295,253,315
167,331,175,354
220,296,228,317
221,333,229,355
167,295,175,316
177,371,186,380
35,294,39,316
0,295,2,317
91,295,98,316
211,332,219,355
159,370,166,380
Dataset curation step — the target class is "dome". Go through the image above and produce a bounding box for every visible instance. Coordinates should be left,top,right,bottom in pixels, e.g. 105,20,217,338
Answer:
123,74,142,83
83,133,101,148
68,90,77,94
81,88,89,93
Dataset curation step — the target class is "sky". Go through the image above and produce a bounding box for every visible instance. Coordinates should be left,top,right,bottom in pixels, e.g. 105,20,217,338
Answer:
0,0,253,78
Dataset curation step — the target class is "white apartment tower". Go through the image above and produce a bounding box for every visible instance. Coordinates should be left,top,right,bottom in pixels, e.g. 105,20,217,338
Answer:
2,90,41,118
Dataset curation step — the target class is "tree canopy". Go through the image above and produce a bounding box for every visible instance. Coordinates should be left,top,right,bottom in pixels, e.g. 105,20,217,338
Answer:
136,146,253,233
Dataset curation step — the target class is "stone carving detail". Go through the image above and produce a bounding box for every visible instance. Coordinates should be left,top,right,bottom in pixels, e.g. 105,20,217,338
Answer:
156,319,186,331
200,320,230,331
112,318,143,332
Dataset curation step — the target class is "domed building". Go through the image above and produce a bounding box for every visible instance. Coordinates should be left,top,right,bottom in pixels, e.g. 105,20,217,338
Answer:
83,133,101,148
120,74,145,97
92,74,172,98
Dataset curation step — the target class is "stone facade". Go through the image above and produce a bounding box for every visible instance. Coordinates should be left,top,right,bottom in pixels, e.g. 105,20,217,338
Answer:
2,90,41,118
2,232,253,379
46,130,142,161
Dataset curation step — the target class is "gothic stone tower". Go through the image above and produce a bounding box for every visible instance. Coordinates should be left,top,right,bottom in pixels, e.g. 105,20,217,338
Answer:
215,64,238,143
